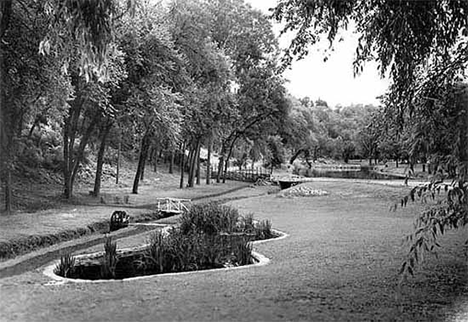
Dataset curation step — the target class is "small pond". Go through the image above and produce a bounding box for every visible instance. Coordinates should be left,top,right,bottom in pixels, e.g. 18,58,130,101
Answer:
48,227,285,281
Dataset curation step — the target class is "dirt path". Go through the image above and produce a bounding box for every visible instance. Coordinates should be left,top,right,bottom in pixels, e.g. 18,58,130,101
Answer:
0,180,467,321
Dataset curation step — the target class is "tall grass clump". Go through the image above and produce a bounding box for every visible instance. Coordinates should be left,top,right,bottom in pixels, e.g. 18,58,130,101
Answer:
137,228,255,274
230,236,253,266
236,213,257,235
54,253,76,277
100,235,118,279
254,220,274,240
135,230,172,273
179,203,240,235
138,230,225,273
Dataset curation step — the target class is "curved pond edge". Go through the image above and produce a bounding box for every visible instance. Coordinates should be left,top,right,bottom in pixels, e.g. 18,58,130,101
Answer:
43,228,288,285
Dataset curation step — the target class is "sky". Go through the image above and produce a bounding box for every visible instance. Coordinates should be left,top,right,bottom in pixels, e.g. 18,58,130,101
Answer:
245,0,390,108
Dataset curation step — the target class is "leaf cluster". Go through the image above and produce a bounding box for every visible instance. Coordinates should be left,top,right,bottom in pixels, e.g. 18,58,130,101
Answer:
397,178,468,278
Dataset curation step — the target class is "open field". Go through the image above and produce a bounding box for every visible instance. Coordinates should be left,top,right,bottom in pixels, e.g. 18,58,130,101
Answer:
0,179,466,321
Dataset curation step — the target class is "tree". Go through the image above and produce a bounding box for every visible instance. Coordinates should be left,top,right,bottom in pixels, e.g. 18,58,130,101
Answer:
1,1,73,210
169,0,234,188
280,96,320,165
264,135,286,172
0,0,131,212
273,0,468,277
168,0,289,186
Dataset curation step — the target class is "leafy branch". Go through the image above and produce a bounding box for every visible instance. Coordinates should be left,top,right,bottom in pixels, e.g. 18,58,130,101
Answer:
397,177,468,279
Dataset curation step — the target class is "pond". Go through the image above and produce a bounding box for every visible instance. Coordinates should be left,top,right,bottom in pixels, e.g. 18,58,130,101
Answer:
296,166,404,180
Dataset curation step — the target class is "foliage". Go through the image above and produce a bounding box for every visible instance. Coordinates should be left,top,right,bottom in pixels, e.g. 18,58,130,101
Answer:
179,202,240,236
136,228,253,274
39,0,132,81
264,135,286,169
273,0,468,84
253,219,274,241
54,253,76,278
230,236,253,266
281,97,377,164
100,235,118,279
136,230,172,273
397,179,468,278
180,202,277,241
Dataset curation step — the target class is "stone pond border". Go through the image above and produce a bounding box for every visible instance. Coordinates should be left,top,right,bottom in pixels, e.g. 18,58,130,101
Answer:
43,228,288,285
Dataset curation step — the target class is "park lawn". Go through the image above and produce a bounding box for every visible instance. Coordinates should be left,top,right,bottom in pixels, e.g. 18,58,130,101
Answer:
0,166,254,260
0,179,466,321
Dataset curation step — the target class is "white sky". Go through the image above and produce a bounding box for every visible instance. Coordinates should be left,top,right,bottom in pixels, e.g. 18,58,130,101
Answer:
246,0,390,107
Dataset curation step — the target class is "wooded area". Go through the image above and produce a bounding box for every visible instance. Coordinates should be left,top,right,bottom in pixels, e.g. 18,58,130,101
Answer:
0,0,386,214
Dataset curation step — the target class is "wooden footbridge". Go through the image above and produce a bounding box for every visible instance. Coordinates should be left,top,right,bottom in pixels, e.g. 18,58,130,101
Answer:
156,198,191,215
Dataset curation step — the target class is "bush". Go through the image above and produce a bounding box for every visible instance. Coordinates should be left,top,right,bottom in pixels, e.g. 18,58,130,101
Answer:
179,203,240,235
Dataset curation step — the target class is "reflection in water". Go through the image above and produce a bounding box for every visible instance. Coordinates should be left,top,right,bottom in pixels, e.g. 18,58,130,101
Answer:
298,167,404,180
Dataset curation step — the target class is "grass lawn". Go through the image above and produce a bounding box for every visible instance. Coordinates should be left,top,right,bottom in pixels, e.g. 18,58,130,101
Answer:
0,178,466,321
0,163,255,260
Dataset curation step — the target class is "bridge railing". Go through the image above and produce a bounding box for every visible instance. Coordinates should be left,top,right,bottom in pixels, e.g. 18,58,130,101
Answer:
156,198,191,214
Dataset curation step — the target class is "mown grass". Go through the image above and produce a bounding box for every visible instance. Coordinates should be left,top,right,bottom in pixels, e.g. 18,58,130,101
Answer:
0,212,164,260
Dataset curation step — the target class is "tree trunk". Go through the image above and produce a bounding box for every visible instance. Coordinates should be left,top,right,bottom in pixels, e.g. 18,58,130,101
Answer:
217,155,224,183
223,136,239,183
196,141,201,185
187,143,196,187
169,150,174,174
63,106,78,199
188,142,199,188
289,149,303,164
133,131,151,194
92,120,113,197
206,137,212,185
179,141,186,189
116,133,121,184
140,145,150,181
3,166,11,214
62,80,86,199
0,0,13,213
69,113,99,195
152,147,158,173
158,148,163,163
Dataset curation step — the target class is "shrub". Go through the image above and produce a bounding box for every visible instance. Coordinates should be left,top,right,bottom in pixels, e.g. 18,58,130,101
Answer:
54,253,76,278
100,235,118,279
179,203,240,235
